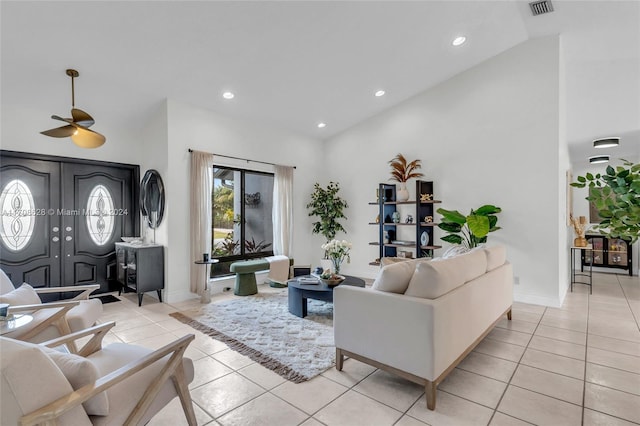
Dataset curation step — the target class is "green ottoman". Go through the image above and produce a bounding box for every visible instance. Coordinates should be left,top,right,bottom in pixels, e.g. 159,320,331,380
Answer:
229,259,270,296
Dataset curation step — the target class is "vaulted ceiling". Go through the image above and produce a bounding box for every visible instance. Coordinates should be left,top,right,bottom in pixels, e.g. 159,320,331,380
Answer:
1,1,638,162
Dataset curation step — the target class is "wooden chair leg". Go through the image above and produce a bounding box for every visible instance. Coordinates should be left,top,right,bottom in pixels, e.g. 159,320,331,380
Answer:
171,366,197,426
336,348,344,371
507,308,512,321
426,381,436,410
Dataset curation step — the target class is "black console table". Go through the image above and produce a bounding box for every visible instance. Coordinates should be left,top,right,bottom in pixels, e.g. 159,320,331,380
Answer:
115,243,164,306
581,235,632,276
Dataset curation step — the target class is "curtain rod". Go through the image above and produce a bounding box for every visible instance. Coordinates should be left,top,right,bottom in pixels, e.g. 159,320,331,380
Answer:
188,149,296,169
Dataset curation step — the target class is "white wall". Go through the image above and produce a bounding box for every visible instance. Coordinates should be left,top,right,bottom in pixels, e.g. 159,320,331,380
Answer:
323,37,566,306
164,100,323,302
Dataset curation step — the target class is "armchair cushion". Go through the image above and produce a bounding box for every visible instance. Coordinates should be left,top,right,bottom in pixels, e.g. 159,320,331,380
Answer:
88,342,195,426
41,346,109,416
0,268,14,295
405,250,487,299
67,299,103,332
0,283,41,305
0,337,91,426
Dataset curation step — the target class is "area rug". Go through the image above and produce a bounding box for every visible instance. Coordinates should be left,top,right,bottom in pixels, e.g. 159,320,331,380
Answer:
170,292,335,383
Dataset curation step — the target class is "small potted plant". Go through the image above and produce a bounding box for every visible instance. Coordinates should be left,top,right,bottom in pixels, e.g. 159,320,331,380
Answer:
388,154,424,201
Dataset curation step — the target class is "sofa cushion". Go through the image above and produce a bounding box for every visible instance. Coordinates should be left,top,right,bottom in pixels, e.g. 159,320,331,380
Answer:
0,337,91,426
41,346,109,416
0,283,41,306
67,299,103,332
372,258,430,294
484,245,507,271
405,250,487,299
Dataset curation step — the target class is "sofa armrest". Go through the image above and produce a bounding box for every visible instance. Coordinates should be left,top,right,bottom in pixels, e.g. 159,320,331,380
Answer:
334,286,438,380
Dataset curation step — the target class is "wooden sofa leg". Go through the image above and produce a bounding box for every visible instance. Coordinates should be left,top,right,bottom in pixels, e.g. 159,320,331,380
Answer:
336,348,344,371
426,381,436,410
507,308,512,321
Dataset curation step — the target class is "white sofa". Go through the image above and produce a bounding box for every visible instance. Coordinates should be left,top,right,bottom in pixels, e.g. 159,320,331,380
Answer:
334,246,512,410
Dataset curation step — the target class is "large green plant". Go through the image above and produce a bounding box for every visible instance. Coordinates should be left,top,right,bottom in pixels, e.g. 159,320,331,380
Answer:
571,160,640,244
437,205,502,249
306,182,349,241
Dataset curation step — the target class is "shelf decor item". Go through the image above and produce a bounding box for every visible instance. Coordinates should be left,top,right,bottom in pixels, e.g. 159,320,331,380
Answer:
420,231,429,246
570,214,588,247
321,239,352,275
388,154,424,202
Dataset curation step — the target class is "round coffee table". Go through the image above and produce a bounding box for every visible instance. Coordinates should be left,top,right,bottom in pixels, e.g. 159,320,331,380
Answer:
288,275,365,318
0,314,33,336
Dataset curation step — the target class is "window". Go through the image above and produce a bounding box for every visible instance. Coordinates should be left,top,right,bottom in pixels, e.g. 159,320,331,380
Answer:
0,179,36,251
211,166,274,277
86,184,115,246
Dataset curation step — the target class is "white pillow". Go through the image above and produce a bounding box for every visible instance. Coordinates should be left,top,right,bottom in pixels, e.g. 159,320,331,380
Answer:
484,245,507,271
372,259,422,293
41,346,110,416
405,250,487,299
0,269,15,295
0,283,41,306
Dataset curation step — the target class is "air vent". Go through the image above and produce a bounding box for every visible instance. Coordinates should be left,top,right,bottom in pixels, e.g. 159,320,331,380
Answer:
529,0,554,16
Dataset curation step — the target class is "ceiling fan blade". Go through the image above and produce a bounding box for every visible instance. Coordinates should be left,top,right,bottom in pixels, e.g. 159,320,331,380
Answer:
71,108,95,127
40,125,76,138
71,128,106,148
51,115,77,125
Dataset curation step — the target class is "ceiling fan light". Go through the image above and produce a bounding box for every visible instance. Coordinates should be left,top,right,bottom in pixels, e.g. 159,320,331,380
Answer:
593,137,619,149
589,155,610,164
71,128,106,149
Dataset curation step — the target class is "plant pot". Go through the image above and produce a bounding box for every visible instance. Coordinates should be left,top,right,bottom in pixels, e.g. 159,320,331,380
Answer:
396,183,409,202
574,237,588,247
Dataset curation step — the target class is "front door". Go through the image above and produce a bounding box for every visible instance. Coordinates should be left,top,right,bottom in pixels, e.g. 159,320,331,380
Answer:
0,151,139,294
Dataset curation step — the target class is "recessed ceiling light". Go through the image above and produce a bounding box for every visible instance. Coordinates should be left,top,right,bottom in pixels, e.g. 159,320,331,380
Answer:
222,91,235,100
452,36,466,46
375,90,386,97
593,137,619,149
317,122,326,129
589,155,610,164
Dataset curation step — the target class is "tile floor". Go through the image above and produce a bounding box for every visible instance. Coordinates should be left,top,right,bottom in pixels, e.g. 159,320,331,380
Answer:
97,272,639,425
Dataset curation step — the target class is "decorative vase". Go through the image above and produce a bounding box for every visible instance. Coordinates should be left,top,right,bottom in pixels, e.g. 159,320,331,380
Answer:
420,231,429,247
574,237,588,247
396,183,410,202
331,258,342,275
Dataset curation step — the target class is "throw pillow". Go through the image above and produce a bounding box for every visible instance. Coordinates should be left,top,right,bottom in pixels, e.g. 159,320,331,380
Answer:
41,346,110,416
484,245,507,271
372,259,420,293
0,268,15,294
0,283,41,306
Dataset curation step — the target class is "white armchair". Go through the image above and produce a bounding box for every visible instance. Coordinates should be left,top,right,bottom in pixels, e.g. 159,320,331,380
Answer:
0,269,103,351
1,321,197,426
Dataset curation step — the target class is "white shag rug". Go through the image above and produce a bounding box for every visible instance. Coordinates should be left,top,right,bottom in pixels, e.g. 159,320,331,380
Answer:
171,291,335,383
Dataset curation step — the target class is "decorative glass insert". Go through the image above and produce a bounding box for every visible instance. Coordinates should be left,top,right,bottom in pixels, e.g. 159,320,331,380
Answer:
86,184,115,246
0,179,36,251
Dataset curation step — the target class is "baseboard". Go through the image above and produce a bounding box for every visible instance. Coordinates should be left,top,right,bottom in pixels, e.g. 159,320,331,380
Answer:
513,292,562,308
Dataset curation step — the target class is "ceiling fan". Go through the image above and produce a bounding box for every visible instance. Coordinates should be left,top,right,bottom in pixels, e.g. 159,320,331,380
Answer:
41,69,106,148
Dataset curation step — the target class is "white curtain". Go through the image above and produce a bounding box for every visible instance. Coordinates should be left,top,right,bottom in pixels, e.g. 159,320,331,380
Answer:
190,151,215,295
272,165,294,256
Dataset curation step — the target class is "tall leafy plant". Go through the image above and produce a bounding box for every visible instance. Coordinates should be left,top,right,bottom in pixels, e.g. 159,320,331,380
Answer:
306,182,349,241
437,205,502,249
571,160,640,244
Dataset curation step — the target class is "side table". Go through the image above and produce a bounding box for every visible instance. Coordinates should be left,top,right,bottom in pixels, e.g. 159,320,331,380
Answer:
571,245,592,294
194,259,219,303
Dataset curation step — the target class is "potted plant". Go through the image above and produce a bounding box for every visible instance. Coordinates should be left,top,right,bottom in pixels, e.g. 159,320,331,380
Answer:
437,205,502,249
306,182,349,242
388,153,424,201
571,160,639,244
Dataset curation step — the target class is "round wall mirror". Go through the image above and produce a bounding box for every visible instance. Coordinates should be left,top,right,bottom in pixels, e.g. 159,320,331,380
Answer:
140,169,165,229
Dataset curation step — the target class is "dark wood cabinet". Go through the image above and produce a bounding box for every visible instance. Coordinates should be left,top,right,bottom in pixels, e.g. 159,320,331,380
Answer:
582,235,632,276
369,180,441,266
115,243,164,306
